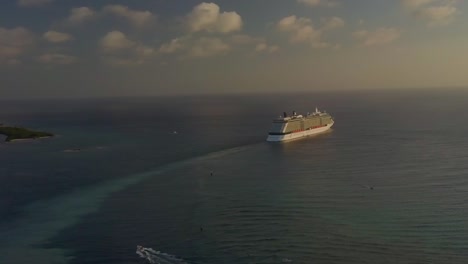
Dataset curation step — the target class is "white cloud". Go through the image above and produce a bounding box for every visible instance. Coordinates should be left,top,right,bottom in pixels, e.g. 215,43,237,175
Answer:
159,38,185,54
419,5,457,26
353,27,401,46
99,31,155,66
0,27,34,61
38,53,77,64
103,5,155,27
187,2,242,33
227,35,280,54
65,5,154,28
352,30,368,39
135,45,155,57
277,16,327,48
43,31,73,43
322,16,345,30
18,0,53,7
402,0,459,26
297,0,339,8
229,34,263,45
102,57,141,66
159,36,231,58
255,43,279,53
189,37,230,57
269,46,280,53
277,15,344,48
160,33,278,57
68,7,96,24
402,0,435,9
102,44,155,66
100,31,135,52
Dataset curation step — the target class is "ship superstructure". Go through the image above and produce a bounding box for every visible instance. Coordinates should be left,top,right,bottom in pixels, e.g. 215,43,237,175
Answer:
266,107,334,142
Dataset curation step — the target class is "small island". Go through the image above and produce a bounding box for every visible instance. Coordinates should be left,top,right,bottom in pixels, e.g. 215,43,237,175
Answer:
0,125,53,142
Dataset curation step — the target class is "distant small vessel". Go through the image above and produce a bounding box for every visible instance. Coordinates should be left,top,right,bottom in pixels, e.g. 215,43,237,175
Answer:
266,107,334,142
64,148,81,153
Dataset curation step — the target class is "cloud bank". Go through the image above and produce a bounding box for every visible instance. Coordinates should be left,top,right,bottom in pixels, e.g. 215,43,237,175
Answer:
186,2,243,33
402,0,459,26
43,31,73,43
353,28,401,46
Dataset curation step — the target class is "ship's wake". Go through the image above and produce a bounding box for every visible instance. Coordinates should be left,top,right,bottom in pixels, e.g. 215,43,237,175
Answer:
136,246,189,264
0,143,257,264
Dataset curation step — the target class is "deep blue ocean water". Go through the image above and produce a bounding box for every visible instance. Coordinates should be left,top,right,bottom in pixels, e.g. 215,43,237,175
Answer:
1,90,468,264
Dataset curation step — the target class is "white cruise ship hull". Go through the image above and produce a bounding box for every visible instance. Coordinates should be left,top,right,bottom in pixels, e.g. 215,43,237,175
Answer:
266,122,334,142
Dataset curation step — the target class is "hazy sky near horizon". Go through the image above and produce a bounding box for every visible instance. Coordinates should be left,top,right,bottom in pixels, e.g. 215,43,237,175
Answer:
1,0,467,98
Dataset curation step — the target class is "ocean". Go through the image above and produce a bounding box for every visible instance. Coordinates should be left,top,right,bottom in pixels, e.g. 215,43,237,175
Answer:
1,90,468,264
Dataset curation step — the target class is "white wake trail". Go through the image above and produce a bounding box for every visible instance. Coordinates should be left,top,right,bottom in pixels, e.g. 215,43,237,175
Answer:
136,246,189,264
0,144,255,264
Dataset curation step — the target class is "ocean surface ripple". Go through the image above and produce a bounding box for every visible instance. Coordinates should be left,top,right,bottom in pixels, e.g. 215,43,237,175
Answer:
1,91,468,264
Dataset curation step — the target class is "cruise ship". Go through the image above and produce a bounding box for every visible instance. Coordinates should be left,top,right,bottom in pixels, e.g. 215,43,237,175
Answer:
266,108,334,142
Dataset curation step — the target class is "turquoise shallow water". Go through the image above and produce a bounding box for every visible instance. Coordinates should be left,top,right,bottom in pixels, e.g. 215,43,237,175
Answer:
1,91,468,264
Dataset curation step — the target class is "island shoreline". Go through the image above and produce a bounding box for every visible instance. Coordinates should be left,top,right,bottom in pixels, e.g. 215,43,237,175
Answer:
0,125,54,142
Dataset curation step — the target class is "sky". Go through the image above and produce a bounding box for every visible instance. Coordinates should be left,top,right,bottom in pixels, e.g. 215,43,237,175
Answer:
0,0,467,98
